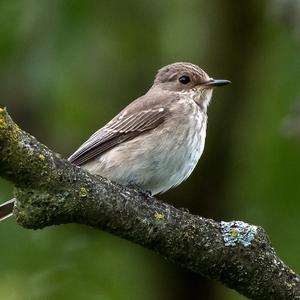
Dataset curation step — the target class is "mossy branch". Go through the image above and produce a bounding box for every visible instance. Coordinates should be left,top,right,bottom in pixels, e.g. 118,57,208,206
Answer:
0,108,299,300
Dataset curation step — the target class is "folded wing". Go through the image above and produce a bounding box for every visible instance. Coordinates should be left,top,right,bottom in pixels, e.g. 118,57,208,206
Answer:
68,107,168,166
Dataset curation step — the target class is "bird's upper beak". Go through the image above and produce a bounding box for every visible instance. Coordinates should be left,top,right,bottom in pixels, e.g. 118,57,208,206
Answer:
203,79,231,87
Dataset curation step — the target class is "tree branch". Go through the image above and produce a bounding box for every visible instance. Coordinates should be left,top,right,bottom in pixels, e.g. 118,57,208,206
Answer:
0,107,299,300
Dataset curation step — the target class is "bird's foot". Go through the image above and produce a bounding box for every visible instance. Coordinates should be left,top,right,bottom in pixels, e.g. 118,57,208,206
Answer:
127,183,152,198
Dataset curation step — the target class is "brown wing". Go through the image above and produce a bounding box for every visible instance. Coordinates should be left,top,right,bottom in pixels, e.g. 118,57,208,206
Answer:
68,108,168,166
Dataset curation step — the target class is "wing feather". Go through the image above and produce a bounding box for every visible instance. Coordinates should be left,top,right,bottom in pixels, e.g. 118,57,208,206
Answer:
68,108,168,166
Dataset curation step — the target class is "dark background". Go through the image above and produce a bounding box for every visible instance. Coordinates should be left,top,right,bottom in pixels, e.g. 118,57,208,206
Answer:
0,1,299,299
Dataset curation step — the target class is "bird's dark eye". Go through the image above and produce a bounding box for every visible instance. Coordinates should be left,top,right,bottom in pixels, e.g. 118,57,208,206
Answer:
178,75,190,84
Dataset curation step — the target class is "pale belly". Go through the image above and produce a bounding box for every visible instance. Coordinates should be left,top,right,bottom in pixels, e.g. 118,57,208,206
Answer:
83,110,207,195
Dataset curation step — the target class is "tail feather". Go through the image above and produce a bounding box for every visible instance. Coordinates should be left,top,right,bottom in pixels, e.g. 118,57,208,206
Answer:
0,198,15,221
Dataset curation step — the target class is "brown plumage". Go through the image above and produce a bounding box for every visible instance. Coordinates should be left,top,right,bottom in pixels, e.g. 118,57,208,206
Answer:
0,62,230,221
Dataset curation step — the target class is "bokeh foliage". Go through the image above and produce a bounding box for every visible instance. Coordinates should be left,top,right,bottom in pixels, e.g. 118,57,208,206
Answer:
0,1,299,299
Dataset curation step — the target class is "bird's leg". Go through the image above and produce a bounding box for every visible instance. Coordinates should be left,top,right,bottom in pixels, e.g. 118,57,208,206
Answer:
126,182,152,198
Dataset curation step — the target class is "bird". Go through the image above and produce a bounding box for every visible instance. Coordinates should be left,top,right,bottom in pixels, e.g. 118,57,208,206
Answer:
0,62,230,221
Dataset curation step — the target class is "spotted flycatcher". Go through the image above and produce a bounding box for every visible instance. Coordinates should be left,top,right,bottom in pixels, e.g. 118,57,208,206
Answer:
0,62,230,220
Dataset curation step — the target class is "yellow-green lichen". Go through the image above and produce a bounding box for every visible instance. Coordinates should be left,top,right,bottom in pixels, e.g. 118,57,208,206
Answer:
229,228,238,238
286,282,293,289
39,154,45,161
9,124,21,142
79,187,88,198
289,269,296,276
0,108,5,128
154,212,164,221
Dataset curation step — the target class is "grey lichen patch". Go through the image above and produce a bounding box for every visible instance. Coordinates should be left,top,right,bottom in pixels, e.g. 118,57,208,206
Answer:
220,221,257,247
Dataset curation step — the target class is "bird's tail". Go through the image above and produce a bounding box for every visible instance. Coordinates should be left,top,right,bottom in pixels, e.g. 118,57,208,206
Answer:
0,198,15,221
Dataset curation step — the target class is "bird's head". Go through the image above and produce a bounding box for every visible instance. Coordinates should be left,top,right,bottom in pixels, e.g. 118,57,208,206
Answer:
153,62,230,110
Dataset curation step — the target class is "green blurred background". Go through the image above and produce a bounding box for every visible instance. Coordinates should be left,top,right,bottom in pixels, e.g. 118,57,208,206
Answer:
0,0,299,299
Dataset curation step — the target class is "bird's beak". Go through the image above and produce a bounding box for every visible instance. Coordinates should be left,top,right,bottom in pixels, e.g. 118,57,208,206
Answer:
203,79,231,87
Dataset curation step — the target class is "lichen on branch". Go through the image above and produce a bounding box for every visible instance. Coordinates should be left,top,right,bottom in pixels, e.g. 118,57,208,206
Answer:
0,107,299,300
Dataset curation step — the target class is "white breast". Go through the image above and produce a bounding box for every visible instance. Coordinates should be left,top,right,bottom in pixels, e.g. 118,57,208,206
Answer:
156,108,207,194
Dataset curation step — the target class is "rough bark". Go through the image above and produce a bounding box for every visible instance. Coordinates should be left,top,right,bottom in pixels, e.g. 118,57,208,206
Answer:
0,107,299,300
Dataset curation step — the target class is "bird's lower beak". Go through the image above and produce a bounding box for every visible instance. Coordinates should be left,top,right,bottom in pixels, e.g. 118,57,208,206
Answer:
203,79,231,87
